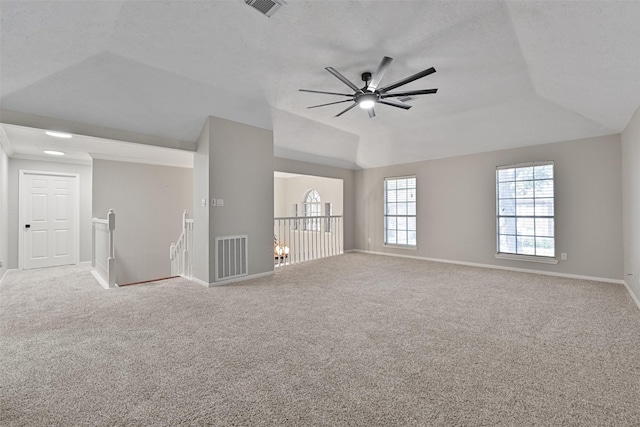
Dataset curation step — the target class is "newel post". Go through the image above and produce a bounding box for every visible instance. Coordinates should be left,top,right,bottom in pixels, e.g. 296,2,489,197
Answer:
182,210,189,277
107,209,116,287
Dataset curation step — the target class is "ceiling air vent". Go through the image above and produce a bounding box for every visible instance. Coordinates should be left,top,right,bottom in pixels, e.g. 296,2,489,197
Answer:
244,0,285,18
398,95,416,103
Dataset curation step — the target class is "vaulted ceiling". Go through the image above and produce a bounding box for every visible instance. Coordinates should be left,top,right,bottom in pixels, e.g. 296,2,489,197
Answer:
1,1,639,169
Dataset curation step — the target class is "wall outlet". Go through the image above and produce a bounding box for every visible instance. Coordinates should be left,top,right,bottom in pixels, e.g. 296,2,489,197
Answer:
561,252,567,260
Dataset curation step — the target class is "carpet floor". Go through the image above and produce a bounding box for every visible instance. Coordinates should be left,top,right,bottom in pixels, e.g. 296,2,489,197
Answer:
1,253,640,426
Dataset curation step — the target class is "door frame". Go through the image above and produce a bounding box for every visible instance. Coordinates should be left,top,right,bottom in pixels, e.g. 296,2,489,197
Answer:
18,170,80,270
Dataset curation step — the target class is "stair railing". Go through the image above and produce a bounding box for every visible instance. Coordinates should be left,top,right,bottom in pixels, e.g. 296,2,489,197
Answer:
273,215,343,267
170,210,194,279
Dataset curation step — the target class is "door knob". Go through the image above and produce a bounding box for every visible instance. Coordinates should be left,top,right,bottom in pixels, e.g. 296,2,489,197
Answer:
25,224,30,229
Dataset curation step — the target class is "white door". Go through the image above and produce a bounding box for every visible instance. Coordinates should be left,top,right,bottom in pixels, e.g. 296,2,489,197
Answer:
21,171,78,269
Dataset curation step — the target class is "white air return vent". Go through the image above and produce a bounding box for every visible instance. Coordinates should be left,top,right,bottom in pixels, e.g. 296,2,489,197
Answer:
244,0,285,17
215,235,248,281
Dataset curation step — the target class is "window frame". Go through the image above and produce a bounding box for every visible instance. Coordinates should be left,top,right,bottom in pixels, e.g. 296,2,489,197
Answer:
303,189,322,232
384,175,417,249
495,161,558,264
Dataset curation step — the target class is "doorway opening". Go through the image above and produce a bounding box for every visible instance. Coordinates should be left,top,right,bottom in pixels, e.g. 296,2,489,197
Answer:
274,172,343,266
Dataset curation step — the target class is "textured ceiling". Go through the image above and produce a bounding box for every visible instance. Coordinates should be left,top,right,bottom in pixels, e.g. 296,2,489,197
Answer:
1,0,639,169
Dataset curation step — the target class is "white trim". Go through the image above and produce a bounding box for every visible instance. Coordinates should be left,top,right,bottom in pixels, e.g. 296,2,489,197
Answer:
191,276,210,287
189,271,275,288
91,269,118,290
495,253,558,264
623,280,640,311
208,271,274,287
384,244,417,251
19,170,80,270
352,250,623,285
11,153,91,166
89,153,192,169
0,125,15,156
384,175,417,247
496,160,554,170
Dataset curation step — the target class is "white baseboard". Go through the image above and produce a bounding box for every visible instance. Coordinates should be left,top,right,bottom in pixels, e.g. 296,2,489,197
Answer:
352,250,624,285
189,271,275,288
191,276,209,287
623,280,640,311
208,271,274,287
90,269,117,290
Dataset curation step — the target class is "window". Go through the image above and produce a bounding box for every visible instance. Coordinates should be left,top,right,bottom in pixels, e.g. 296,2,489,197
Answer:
304,189,321,231
496,162,555,258
384,176,416,247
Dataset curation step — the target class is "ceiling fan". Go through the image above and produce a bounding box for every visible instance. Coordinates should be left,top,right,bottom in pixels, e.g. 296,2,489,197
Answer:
299,56,437,118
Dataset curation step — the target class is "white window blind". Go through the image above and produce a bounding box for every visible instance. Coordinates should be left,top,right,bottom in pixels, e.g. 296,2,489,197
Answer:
384,176,416,247
496,162,555,258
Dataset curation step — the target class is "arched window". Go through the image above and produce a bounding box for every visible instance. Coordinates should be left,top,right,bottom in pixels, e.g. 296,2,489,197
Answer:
304,189,321,231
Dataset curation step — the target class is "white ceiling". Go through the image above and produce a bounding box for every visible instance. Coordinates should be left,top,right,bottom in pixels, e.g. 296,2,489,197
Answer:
0,124,193,168
1,0,639,169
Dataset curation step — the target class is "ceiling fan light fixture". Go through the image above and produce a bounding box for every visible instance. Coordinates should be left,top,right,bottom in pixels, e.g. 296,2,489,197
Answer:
300,56,437,118
358,93,377,109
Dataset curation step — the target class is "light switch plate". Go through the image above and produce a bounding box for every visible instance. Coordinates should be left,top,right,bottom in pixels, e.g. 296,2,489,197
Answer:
211,199,217,207
201,198,207,207
217,199,224,207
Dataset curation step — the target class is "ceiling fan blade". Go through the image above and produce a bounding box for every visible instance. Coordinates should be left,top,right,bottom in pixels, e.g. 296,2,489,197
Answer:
380,88,438,98
378,99,412,110
307,99,354,109
368,56,393,90
299,89,353,97
379,67,436,93
335,102,358,117
325,67,362,93
367,107,376,118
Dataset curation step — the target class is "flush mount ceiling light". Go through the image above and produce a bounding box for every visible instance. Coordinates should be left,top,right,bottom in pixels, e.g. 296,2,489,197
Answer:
44,150,65,156
45,131,72,138
300,56,438,118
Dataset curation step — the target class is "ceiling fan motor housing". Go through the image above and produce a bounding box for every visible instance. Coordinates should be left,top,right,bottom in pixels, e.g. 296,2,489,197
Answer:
361,72,372,82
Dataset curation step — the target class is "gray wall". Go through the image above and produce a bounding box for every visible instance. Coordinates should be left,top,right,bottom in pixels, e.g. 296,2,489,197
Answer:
7,158,92,269
0,144,8,279
192,119,211,283
209,117,274,280
622,106,640,300
274,157,357,251
355,134,623,281
92,159,193,285
274,176,288,218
